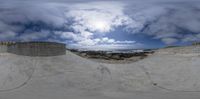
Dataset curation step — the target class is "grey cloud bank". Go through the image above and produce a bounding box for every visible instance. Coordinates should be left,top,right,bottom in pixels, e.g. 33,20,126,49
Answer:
0,0,200,49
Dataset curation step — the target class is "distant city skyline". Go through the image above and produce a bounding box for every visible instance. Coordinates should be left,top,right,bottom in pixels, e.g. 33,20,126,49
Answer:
0,0,200,50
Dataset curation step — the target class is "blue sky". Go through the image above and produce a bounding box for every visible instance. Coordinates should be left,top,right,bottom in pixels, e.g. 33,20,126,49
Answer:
0,0,200,50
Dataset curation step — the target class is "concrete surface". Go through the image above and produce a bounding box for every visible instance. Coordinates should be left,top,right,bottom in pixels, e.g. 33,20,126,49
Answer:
0,45,7,53
0,46,200,99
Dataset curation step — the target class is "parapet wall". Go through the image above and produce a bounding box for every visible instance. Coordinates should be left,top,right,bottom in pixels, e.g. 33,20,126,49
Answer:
0,45,8,53
156,45,200,54
5,42,66,56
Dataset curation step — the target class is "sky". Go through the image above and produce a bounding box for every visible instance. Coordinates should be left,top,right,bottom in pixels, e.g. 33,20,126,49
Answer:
0,0,200,50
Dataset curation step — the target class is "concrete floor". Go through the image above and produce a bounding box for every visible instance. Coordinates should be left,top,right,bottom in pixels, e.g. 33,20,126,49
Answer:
0,46,200,99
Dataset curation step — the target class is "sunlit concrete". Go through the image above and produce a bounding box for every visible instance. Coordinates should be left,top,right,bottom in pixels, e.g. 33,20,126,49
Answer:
0,46,200,99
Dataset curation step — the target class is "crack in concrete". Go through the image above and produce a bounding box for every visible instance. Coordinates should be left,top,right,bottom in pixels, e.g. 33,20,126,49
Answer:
0,58,37,92
97,64,112,81
139,64,200,92
1,56,200,93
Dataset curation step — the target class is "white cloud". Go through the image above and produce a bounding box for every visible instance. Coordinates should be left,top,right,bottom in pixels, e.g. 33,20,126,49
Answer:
19,30,50,41
0,31,16,41
53,1,134,49
52,32,140,50
92,37,136,45
69,42,143,51
77,39,96,46
125,3,200,44
55,31,81,41
182,34,200,42
161,38,178,45
66,37,140,50
66,1,130,34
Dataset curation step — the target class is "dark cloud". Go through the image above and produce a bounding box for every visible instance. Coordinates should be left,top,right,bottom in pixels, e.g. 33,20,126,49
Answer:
125,2,200,44
0,2,68,41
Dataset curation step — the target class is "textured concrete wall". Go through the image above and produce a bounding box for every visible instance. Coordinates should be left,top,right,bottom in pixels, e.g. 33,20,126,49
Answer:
7,42,66,56
0,45,8,53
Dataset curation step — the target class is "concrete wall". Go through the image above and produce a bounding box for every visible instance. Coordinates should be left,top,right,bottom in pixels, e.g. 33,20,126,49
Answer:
7,42,66,56
0,45,8,53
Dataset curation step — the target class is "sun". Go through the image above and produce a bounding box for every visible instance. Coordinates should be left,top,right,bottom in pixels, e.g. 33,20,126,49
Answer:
93,21,108,32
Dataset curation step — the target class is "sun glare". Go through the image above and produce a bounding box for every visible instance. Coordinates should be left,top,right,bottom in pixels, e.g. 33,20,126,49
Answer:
93,21,107,32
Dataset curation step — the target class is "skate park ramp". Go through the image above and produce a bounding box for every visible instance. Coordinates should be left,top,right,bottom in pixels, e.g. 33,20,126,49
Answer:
0,46,200,99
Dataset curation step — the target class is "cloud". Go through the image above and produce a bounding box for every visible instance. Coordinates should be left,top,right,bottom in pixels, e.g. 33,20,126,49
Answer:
18,30,50,41
69,41,143,51
0,2,68,42
0,31,16,41
125,2,200,44
67,1,129,33
93,37,136,44
74,43,143,51
182,34,200,42
161,38,178,44
0,1,200,50
62,36,140,50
